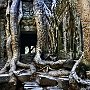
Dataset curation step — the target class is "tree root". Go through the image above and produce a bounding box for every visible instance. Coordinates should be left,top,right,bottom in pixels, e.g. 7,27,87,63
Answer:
34,50,66,69
48,69,70,77
0,60,10,74
17,61,30,68
34,48,45,65
0,59,36,85
69,52,90,85
0,61,31,74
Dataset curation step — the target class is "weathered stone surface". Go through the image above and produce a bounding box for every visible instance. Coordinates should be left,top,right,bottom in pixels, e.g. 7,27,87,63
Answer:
63,60,75,70
58,78,69,90
35,74,70,89
76,0,90,64
0,74,10,83
24,82,62,90
36,74,58,86
14,70,32,82
24,82,40,90
0,83,16,90
0,19,6,67
20,53,35,64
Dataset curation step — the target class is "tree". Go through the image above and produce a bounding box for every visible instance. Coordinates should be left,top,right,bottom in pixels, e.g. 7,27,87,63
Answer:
0,0,83,86
33,0,57,64
0,0,58,84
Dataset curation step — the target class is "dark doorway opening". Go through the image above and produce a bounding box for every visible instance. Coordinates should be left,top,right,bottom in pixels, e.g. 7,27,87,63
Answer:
20,31,37,54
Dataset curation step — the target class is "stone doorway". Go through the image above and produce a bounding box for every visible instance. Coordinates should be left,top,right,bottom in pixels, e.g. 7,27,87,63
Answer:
20,31,37,54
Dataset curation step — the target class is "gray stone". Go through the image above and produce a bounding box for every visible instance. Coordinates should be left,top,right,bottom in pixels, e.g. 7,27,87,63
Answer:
58,78,69,90
0,74,10,83
24,82,42,90
36,74,58,86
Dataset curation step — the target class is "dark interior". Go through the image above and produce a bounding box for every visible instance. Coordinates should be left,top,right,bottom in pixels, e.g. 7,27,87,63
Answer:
20,31,37,54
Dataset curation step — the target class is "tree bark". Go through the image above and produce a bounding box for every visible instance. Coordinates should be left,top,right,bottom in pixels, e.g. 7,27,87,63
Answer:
0,0,12,74
33,0,49,53
8,0,20,84
33,0,57,65
33,0,50,64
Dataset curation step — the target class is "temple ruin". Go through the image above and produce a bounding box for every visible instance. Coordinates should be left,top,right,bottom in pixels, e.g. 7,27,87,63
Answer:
0,0,90,90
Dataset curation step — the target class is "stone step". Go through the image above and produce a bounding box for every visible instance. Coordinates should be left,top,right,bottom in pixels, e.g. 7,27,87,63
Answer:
24,82,41,90
24,82,61,90
37,75,58,87
36,73,69,89
24,82,49,90
0,70,32,83
0,74,10,83
24,87,43,90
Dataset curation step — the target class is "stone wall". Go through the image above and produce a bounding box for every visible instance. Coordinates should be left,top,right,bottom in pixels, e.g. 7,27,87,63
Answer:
55,0,83,59
76,0,90,65
0,8,6,68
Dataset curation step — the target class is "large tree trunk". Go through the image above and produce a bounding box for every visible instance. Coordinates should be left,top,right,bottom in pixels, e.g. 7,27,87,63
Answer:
9,0,20,75
33,0,57,64
9,0,20,84
33,0,50,64
0,0,12,74
33,0,49,53
0,0,21,85
0,0,37,85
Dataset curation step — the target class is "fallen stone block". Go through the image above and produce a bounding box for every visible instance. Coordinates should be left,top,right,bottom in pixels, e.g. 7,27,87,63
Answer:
36,74,58,86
